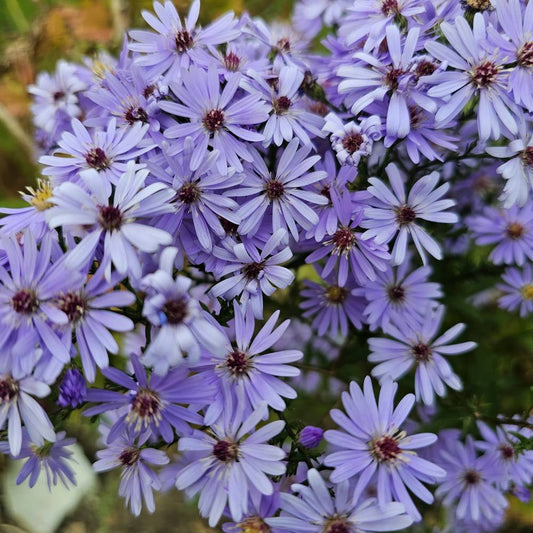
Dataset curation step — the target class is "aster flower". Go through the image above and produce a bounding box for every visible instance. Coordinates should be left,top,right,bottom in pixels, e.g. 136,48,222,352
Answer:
356,260,442,330
368,305,476,406
324,376,445,521
176,403,286,527
222,490,280,533
306,207,390,287
57,368,87,408
129,0,241,83
160,65,269,174
46,162,174,281
423,13,518,141
40,118,153,194
11,430,76,490
467,202,533,266
0,373,55,456
93,425,169,516
141,247,227,374
267,468,414,533
235,138,328,240
435,436,508,524
497,263,533,317
362,163,458,265
85,354,214,442
210,229,295,319
196,303,302,425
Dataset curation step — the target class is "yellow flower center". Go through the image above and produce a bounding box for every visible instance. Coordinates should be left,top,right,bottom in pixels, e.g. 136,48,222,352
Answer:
27,179,54,211
521,284,533,300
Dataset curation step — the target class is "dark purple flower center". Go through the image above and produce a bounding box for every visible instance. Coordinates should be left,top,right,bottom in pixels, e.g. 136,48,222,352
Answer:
213,439,239,462
85,147,110,171
331,227,355,253
143,85,156,99
0,377,19,403
462,0,493,12
265,179,285,200
464,469,481,485
219,217,239,236
175,29,194,53
243,262,264,280
226,350,250,375
273,96,292,114
472,61,499,88
327,520,351,533
506,222,525,240
387,284,406,302
320,185,332,203
326,285,347,304
409,105,424,129
57,292,86,323
177,183,201,204
203,108,225,132
98,205,123,230
381,0,400,15
224,52,241,71
414,60,437,80
396,205,417,225
499,444,514,460
237,516,270,533
342,133,364,154
517,41,533,68
384,66,404,91
53,90,65,101
370,435,402,462
522,147,533,167
412,342,432,363
119,447,140,466
276,38,291,53
124,106,148,125
309,101,329,116
131,389,162,420
162,298,189,325
12,289,38,314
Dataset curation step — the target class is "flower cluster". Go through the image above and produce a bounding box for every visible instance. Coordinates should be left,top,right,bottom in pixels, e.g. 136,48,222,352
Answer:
0,0,532,531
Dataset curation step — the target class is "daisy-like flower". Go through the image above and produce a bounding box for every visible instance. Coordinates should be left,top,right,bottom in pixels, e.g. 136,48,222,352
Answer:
368,305,477,406
497,263,533,317
141,247,227,374
161,65,269,174
435,436,508,524
267,468,413,533
222,490,280,533
129,0,241,83
93,424,169,517
423,13,518,141
235,138,328,241
324,376,446,521
46,162,174,281
210,229,295,319
467,202,533,266
362,163,458,265
176,403,286,527
0,373,55,456
40,118,153,194
357,260,442,330
197,303,302,425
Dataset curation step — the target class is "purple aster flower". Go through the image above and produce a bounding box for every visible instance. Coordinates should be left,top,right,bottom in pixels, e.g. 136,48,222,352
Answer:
210,229,295,319
140,247,227,374
46,162,174,281
324,376,446,521
148,137,242,251
234,138,328,240
298,426,324,449
423,13,518,141
368,305,476,406
197,303,302,425
0,373,55,456
323,112,382,167
160,65,269,174
57,368,87,408
93,424,169,516
306,207,390,287
362,163,458,265
266,468,414,533
356,260,442,330
11,430,76,490
467,202,533,266
497,263,533,317
129,0,241,83
222,490,280,533
300,277,365,338
85,354,214,442
176,403,286,527
435,436,508,524
40,118,153,194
